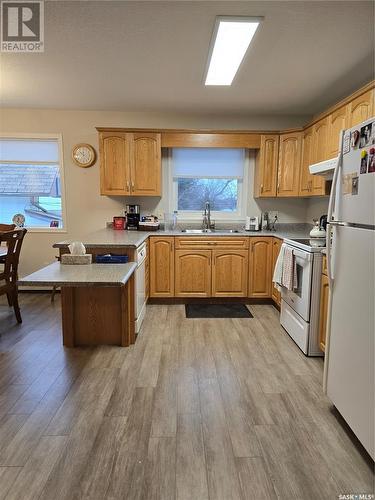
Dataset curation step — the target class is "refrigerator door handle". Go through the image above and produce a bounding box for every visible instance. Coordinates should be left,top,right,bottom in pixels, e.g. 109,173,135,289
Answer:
329,221,375,230
326,131,344,285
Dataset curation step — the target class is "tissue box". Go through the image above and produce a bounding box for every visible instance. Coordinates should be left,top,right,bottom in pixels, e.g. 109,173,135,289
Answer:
61,254,92,265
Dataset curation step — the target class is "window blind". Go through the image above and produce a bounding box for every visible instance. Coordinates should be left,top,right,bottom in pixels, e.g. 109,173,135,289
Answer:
173,148,244,179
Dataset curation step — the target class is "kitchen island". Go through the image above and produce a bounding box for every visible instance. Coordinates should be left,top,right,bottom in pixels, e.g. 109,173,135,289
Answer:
19,262,137,347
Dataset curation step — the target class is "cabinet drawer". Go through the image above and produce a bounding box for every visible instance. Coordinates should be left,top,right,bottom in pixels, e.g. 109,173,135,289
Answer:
175,236,249,250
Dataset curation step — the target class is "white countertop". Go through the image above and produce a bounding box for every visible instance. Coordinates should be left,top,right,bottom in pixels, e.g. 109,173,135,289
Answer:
53,226,312,249
19,262,137,287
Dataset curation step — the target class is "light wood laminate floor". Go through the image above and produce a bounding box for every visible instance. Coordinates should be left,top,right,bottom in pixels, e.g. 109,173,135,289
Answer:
0,294,373,499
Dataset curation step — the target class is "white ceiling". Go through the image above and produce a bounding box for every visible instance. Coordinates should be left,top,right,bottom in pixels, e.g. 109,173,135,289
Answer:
1,1,374,116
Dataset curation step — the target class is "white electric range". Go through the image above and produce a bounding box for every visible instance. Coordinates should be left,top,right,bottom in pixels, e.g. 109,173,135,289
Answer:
280,238,325,356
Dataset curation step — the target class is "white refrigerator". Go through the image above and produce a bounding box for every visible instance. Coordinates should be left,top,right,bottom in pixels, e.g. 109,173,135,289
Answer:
324,117,375,459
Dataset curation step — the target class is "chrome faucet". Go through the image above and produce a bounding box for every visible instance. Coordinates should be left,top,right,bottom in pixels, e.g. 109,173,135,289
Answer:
202,201,211,231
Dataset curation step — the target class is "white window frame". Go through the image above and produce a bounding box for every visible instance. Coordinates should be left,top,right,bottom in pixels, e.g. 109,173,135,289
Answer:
168,148,249,221
0,133,67,233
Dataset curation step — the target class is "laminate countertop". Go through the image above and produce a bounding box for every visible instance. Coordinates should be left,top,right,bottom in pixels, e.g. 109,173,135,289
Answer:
53,225,312,249
18,262,137,287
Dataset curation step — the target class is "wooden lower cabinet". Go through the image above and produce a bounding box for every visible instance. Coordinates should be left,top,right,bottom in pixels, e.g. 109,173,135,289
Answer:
175,250,211,297
149,236,274,299
149,237,174,297
248,237,272,298
212,250,248,297
271,238,282,306
319,273,330,352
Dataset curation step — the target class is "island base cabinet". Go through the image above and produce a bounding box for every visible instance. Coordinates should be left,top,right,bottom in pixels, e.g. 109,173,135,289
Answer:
150,237,174,297
212,250,248,297
175,250,211,297
61,278,135,347
248,238,272,298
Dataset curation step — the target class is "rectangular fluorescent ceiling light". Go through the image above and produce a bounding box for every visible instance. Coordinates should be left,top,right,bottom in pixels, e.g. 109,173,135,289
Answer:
205,17,262,86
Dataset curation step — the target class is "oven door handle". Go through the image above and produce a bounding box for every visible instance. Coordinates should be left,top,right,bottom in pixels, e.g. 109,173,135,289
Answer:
290,248,312,260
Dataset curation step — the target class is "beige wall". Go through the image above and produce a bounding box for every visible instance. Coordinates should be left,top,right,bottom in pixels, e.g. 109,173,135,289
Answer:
1,107,312,276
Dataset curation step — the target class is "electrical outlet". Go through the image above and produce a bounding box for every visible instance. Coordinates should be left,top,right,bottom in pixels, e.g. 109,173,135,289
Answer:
268,211,279,222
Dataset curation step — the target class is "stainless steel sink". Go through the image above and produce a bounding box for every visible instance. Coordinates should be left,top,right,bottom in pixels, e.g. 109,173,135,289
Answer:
180,229,240,234
213,229,240,233
180,229,213,234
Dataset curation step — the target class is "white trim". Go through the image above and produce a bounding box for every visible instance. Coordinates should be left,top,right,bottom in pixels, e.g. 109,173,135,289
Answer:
0,132,67,232
168,147,249,222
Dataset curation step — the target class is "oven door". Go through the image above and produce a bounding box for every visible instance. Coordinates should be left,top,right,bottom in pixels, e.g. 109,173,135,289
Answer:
281,247,313,321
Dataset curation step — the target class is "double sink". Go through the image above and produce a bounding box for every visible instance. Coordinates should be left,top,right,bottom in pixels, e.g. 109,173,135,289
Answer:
180,228,240,234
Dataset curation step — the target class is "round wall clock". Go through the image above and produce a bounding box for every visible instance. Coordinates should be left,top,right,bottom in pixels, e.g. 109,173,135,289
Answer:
72,143,96,168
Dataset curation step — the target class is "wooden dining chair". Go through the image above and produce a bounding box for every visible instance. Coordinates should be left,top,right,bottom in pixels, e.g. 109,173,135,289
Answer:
0,224,16,264
0,229,27,323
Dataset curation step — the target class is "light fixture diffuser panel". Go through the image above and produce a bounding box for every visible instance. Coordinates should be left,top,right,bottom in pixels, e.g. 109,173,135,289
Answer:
205,17,261,86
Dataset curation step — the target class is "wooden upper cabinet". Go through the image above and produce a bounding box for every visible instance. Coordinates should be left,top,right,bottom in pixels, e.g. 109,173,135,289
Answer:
313,118,328,164
99,132,131,195
149,237,174,297
348,89,374,127
311,118,328,195
175,250,211,297
212,250,248,297
130,132,161,196
299,126,314,196
98,130,161,196
327,106,349,159
277,132,302,197
248,237,272,298
254,135,279,198
271,238,282,306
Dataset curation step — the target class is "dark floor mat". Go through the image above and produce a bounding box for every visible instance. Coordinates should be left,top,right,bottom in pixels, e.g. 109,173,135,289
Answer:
185,303,253,319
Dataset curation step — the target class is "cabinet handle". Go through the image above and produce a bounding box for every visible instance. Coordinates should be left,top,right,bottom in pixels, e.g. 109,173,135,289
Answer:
126,181,130,192
260,184,264,193
131,181,135,190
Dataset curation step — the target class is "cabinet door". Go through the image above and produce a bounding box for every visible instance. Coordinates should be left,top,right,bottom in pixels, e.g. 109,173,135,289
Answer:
212,250,248,297
348,89,374,127
150,237,174,297
277,133,302,197
299,126,314,196
130,132,161,196
311,118,328,195
175,250,211,297
327,106,349,159
255,135,279,197
248,238,272,298
319,273,330,352
99,132,131,195
271,238,282,306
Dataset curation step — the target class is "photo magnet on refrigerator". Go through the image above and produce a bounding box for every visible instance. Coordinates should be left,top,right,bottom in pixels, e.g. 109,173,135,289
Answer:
368,147,375,173
343,131,351,154
360,150,368,174
350,130,360,149
369,122,375,145
359,123,372,148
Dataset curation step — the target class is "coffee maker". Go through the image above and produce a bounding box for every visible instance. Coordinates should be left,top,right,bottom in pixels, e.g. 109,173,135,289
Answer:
125,204,140,230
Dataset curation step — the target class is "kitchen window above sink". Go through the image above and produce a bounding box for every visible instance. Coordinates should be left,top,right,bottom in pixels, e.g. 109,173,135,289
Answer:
169,147,248,221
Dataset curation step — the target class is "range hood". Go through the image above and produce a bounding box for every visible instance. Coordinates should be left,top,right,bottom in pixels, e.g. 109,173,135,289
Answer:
309,157,338,179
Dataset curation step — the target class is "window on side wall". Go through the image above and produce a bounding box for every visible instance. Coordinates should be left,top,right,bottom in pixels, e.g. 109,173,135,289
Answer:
0,135,66,231
171,148,247,220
